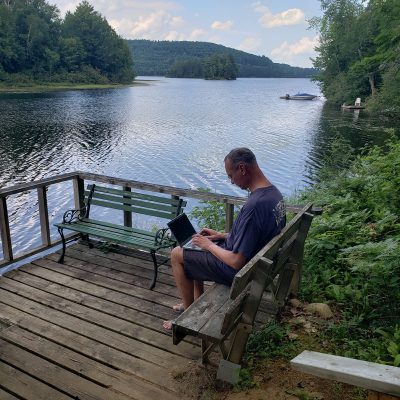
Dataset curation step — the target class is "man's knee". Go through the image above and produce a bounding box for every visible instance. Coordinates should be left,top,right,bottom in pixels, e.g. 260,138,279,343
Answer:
171,246,184,267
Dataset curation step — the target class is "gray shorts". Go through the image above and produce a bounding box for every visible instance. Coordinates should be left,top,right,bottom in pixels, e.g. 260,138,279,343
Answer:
183,248,237,286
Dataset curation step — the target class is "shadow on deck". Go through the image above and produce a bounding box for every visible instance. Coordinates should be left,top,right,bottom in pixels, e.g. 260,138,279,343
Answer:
0,243,274,400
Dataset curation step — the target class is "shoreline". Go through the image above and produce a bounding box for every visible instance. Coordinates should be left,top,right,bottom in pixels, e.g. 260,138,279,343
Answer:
0,80,151,93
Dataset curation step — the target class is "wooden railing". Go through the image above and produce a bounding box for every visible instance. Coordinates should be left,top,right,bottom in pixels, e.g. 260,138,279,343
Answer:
0,171,310,270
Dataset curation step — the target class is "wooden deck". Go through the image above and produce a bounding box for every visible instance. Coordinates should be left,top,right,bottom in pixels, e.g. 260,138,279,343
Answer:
0,243,274,400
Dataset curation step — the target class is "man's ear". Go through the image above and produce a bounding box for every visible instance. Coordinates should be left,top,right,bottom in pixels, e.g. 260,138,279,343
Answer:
239,162,246,175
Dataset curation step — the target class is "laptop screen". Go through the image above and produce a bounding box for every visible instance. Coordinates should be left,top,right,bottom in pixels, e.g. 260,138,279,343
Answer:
167,213,196,246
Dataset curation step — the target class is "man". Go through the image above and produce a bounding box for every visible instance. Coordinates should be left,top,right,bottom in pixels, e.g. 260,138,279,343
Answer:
163,148,286,330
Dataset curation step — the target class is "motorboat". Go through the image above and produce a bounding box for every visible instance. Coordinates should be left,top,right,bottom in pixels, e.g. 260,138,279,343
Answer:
280,93,319,100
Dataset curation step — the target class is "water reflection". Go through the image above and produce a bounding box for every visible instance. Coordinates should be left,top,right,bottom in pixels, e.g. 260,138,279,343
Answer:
0,78,398,258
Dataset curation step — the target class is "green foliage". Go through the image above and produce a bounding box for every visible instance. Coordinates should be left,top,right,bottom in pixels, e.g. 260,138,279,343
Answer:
127,39,316,78
190,188,239,231
245,321,298,362
203,53,238,80
0,0,134,85
299,137,400,364
312,0,400,116
166,57,204,78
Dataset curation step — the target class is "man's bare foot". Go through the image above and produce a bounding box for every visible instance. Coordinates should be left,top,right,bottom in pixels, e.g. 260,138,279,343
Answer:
172,303,184,313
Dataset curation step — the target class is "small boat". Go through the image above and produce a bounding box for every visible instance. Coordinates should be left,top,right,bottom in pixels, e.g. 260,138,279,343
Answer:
280,93,318,100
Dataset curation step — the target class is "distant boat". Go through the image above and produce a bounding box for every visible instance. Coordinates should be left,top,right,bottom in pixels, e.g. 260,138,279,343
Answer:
280,93,319,100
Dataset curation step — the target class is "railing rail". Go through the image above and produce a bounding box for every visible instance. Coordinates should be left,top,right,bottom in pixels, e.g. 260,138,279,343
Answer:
0,171,312,270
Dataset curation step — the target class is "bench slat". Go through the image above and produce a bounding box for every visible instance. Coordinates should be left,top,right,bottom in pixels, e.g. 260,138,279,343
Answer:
89,199,178,219
173,284,230,344
86,191,180,213
80,218,156,238
87,185,186,207
55,222,173,251
291,351,400,397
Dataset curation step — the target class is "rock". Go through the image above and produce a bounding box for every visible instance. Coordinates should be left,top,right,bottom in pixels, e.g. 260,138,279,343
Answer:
288,332,299,340
289,298,302,308
304,303,333,319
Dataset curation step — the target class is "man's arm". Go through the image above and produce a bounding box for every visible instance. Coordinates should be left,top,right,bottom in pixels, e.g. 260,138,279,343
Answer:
191,235,246,270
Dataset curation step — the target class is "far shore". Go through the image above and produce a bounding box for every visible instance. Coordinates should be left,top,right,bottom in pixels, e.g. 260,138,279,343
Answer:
0,80,152,93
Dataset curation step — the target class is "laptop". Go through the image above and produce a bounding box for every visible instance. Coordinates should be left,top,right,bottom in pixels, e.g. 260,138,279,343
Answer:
167,213,204,251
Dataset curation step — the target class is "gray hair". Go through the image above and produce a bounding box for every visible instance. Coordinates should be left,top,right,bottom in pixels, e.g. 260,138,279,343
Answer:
224,148,257,167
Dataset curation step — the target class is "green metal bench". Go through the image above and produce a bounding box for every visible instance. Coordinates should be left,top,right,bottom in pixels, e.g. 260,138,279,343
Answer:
172,204,315,382
55,184,186,289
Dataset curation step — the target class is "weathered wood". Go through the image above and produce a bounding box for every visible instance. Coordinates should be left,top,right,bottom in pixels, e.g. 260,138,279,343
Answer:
0,196,12,261
1,325,178,400
0,233,78,269
225,202,234,232
0,387,19,400
123,185,132,227
73,176,85,210
0,301,181,390
37,186,51,246
291,351,400,397
0,360,72,400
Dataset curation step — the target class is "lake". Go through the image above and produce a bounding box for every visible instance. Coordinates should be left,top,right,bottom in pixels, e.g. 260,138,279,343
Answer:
0,77,398,260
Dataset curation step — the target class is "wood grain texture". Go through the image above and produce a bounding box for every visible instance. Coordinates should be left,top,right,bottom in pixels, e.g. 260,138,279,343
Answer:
291,351,400,397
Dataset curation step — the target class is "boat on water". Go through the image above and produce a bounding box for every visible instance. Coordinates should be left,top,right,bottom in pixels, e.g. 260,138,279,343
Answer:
280,93,319,100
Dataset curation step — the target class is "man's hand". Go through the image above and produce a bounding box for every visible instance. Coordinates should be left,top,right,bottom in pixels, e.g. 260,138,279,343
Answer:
191,234,215,251
199,228,227,241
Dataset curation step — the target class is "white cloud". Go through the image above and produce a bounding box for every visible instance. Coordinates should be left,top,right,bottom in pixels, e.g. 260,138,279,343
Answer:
271,35,319,65
189,28,208,40
109,10,185,40
253,3,305,28
238,37,261,52
211,20,233,31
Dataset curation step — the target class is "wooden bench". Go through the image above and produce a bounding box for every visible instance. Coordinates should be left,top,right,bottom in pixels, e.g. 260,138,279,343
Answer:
55,183,186,289
172,203,315,380
291,350,400,399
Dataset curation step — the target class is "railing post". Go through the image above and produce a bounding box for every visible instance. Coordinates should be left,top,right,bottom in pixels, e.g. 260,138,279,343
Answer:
37,187,51,246
123,186,132,227
73,177,85,210
0,196,13,261
225,202,234,232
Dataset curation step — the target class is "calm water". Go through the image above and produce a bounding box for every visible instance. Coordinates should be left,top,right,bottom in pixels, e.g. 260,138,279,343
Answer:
0,77,398,261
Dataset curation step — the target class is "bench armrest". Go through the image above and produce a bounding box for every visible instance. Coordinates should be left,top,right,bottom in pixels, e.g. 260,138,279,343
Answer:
154,227,174,246
61,206,88,224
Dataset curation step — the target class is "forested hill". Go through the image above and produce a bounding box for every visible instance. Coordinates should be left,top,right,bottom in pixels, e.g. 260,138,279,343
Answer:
127,40,316,78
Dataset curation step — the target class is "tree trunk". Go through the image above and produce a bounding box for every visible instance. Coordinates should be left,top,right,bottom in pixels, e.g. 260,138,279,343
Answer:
369,73,377,96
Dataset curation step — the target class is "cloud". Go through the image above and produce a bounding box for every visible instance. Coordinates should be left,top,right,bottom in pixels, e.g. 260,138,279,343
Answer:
253,3,305,28
189,29,208,40
238,37,261,52
271,35,319,65
211,20,233,31
109,10,185,40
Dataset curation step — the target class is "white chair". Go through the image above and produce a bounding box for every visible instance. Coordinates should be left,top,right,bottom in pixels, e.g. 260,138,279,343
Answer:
355,97,361,106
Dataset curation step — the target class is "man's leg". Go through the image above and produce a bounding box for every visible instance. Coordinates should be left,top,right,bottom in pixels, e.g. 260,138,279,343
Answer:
170,246,194,309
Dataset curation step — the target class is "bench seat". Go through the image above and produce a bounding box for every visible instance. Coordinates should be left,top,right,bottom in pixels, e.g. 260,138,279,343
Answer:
54,184,186,289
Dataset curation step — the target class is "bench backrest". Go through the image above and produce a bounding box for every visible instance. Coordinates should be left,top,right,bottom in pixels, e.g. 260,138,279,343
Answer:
84,184,186,220
221,203,314,333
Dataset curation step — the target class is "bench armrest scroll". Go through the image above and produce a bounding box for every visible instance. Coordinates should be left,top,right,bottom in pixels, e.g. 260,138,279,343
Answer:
154,227,174,246
62,206,88,224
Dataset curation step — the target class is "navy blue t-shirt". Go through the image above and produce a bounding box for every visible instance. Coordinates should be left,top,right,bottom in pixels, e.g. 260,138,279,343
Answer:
224,185,286,261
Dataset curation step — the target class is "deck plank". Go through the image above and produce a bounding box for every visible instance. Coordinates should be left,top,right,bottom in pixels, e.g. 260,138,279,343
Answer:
0,302,181,391
0,279,198,359
0,338,133,400
0,360,72,400
0,325,178,400
0,387,21,400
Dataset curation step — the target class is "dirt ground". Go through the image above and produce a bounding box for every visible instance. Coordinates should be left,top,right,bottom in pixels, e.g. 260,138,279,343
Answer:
172,302,368,400
172,358,367,400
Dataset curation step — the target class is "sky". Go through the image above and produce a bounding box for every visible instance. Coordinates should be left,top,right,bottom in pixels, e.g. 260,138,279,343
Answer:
51,0,323,68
